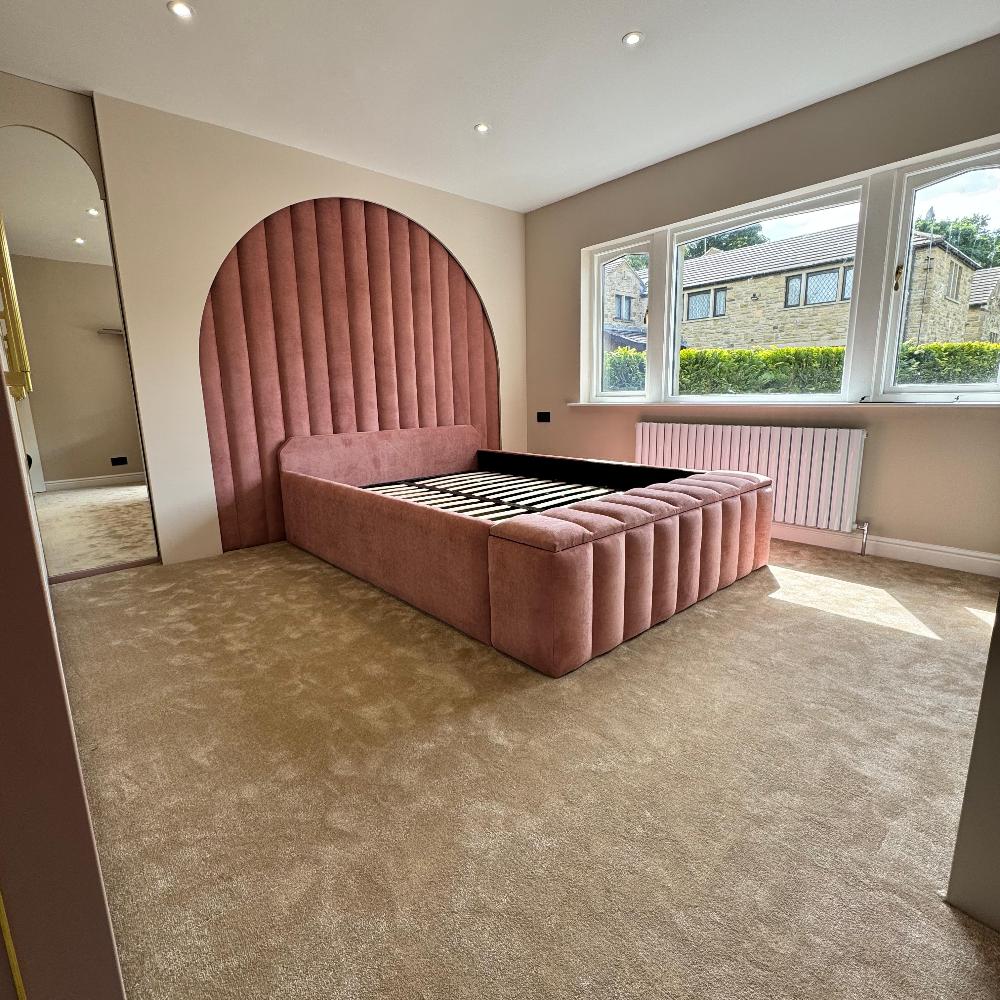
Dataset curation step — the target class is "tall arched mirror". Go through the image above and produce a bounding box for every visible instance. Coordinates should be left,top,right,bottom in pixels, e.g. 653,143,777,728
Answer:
0,125,158,579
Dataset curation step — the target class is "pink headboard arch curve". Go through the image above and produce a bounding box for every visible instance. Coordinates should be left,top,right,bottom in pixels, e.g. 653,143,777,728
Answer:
199,197,501,551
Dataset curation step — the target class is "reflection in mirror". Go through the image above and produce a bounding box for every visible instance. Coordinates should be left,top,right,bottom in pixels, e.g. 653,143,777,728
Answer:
0,125,158,579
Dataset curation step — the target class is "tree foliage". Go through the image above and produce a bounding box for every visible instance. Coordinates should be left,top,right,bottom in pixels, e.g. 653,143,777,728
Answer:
682,224,767,261
914,211,1000,268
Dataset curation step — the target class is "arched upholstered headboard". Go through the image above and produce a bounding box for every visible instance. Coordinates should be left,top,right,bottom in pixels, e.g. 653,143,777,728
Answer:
199,198,500,551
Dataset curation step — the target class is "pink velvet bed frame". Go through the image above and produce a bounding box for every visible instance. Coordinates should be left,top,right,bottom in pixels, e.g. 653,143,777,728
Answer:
200,198,772,675
279,425,773,677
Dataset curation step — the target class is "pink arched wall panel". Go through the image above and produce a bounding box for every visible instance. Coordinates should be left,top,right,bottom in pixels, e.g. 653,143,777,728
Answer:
199,197,501,551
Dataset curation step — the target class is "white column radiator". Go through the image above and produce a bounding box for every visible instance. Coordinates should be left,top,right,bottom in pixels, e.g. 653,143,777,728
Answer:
636,422,866,533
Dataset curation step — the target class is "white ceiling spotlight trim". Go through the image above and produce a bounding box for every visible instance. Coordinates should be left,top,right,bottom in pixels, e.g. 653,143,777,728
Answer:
73,237,86,245
474,122,491,135
86,207,100,217
166,1,195,20
622,31,645,48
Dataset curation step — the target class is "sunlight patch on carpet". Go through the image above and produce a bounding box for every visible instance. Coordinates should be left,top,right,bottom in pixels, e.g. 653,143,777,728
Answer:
966,606,997,628
769,566,939,639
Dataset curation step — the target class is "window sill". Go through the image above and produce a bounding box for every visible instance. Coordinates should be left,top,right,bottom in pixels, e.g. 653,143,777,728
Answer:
569,398,1000,408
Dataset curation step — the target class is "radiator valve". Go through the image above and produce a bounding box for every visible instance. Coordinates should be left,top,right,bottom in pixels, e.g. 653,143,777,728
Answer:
855,520,871,556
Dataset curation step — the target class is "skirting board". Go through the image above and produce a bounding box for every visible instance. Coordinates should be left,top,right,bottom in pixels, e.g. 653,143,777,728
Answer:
44,472,145,491
772,522,1000,579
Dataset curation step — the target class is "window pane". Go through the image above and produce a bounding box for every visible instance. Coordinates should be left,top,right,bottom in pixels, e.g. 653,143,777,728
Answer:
601,252,648,392
687,290,711,320
805,269,839,304
842,266,854,300
676,200,860,395
714,287,727,316
894,167,1000,386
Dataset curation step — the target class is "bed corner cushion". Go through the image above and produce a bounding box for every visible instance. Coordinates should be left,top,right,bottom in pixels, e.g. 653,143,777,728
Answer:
487,472,773,677
279,425,491,642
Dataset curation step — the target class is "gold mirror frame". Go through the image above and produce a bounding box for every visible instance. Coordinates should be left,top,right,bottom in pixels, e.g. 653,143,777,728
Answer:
0,215,31,401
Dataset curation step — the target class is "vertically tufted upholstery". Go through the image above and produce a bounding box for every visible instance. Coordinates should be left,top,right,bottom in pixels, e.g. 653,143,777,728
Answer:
488,472,773,676
199,198,500,551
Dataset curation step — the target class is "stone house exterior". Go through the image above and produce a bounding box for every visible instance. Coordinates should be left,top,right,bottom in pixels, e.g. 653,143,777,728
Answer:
601,257,648,351
678,226,855,350
967,266,1000,342
678,226,1000,349
602,228,1000,354
902,235,981,344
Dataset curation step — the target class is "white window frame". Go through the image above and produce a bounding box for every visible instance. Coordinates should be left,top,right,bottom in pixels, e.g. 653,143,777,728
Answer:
874,143,1000,403
580,133,1000,406
666,184,868,403
584,239,655,401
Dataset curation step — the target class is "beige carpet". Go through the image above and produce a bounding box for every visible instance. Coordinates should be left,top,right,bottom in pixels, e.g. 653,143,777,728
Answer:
52,540,1000,1000
34,484,158,576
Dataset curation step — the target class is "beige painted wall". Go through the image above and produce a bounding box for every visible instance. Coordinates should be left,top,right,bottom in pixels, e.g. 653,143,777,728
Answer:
525,35,1000,555
11,254,143,482
94,95,527,564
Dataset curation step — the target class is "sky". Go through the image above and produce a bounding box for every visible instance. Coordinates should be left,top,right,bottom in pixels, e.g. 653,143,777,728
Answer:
912,167,1000,227
704,166,1000,246
762,203,859,241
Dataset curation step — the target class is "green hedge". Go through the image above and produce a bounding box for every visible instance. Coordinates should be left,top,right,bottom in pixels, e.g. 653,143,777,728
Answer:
602,341,1000,394
678,346,844,394
895,341,1000,385
603,346,646,391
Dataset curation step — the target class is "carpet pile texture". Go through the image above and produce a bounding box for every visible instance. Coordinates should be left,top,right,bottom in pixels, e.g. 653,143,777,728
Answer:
52,540,1000,999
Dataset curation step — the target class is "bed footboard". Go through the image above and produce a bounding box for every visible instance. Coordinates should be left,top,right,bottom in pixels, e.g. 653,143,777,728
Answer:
487,472,773,677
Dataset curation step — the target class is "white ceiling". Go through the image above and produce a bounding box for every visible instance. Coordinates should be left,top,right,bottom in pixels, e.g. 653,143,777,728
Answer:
1,0,999,212
0,126,113,264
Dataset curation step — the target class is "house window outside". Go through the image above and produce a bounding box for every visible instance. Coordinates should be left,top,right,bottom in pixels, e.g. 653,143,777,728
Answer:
946,260,961,302
686,290,711,320
804,269,840,305
842,266,854,300
615,294,633,321
713,287,727,317
785,275,802,308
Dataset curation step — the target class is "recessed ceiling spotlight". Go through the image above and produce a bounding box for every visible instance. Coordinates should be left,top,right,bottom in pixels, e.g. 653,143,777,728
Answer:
622,30,645,48
166,0,195,20
473,122,491,135
86,207,100,217
74,237,86,245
